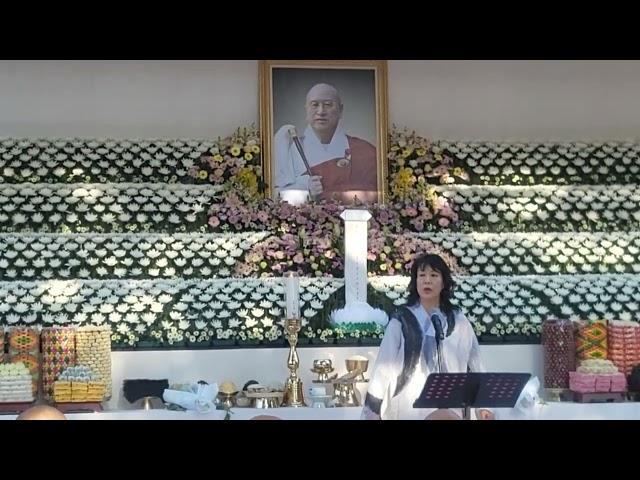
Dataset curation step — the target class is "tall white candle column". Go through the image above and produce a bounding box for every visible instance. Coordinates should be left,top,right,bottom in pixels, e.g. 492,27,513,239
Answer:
339,209,372,306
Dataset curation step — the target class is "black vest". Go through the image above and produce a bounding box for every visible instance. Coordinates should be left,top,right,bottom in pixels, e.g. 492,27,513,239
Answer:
393,306,456,397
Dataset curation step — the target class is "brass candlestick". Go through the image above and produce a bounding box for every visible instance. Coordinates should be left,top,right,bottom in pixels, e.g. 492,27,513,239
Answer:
282,318,305,407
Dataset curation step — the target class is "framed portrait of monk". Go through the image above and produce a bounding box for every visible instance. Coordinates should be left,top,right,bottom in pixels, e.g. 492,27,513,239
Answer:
260,60,388,205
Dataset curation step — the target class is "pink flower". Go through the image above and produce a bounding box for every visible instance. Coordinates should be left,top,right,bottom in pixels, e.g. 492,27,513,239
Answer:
208,216,220,228
404,206,418,217
440,205,455,218
293,252,304,264
410,218,424,231
438,217,450,227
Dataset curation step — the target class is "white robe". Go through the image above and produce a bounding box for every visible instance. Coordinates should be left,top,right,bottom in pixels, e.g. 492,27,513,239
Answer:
273,122,350,205
362,304,487,420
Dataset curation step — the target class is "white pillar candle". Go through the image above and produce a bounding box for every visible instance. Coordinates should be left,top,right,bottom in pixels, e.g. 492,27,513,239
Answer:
285,272,300,319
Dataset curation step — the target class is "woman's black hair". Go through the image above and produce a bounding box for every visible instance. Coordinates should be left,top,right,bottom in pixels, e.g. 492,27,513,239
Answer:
406,253,458,329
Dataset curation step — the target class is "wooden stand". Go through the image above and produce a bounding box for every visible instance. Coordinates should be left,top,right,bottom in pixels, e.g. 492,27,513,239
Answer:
573,392,627,403
0,401,36,415
54,402,104,413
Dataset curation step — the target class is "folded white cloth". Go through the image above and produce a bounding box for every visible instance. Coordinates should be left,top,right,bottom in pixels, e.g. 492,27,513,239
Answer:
163,383,218,413
510,376,540,419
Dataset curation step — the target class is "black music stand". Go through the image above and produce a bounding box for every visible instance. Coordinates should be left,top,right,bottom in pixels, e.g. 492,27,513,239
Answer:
413,372,531,420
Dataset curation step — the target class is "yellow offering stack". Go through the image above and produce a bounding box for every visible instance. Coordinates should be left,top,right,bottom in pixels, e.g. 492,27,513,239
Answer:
53,366,106,403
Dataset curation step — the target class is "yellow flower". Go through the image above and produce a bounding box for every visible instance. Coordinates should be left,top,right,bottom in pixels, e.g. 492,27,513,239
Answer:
197,170,208,180
390,145,400,152
390,166,416,199
230,145,242,157
213,154,223,162
235,167,259,198
416,148,427,156
244,152,253,161
251,145,261,154
379,264,387,271
402,147,414,158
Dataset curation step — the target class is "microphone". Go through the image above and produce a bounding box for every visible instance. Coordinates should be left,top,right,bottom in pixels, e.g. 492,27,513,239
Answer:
431,313,445,344
431,313,445,373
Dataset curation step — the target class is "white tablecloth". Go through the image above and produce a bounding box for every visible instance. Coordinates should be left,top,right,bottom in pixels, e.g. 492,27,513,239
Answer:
0,407,363,420
1,402,639,420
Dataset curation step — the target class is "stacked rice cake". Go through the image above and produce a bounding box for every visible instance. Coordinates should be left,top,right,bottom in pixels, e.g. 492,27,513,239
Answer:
54,366,106,403
0,362,34,403
75,326,111,400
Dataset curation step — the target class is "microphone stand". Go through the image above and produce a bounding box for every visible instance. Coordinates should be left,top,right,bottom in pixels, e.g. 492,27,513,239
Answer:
432,314,445,374
435,334,444,374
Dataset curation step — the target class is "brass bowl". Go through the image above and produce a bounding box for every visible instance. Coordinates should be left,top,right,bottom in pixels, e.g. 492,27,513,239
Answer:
245,390,284,409
332,383,361,407
345,358,369,374
313,359,333,371
216,391,238,410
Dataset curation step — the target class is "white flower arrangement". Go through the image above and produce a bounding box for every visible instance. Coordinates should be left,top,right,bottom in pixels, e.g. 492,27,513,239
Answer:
1,136,639,346
418,231,640,275
0,231,268,280
0,183,221,233
0,276,345,347
0,138,219,184
439,140,640,186
437,184,640,232
369,274,640,336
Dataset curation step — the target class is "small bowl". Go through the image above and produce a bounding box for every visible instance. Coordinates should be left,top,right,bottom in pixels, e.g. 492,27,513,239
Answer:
345,358,369,374
313,359,333,371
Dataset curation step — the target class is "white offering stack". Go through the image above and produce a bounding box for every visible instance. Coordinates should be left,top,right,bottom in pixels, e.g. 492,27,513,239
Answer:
0,362,34,403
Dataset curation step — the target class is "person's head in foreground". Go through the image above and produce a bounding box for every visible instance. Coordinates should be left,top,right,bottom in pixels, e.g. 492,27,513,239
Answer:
249,415,282,420
424,409,461,420
16,405,67,420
